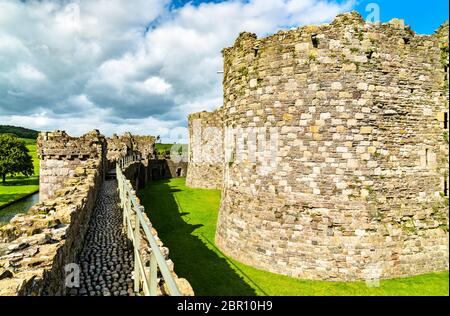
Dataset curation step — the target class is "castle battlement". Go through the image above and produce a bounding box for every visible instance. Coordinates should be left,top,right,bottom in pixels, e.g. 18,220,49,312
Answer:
106,133,156,162
187,11,449,280
37,130,107,202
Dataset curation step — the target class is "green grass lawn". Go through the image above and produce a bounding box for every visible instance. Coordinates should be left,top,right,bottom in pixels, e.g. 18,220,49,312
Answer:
0,138,39,208
155,143,173,157
155,143,173,151
139,178,449,296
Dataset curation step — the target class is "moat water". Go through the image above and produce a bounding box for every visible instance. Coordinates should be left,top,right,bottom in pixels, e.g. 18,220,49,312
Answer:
0,192,39,225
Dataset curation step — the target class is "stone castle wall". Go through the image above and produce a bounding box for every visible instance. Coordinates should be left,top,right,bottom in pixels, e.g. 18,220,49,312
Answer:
133,135,157,160
166,160,188,178
199,12,449,280
106,133,133,163
38,130,107,202
186,110,225,189
107,133,156,164
1,131,193,296
0,132,106,295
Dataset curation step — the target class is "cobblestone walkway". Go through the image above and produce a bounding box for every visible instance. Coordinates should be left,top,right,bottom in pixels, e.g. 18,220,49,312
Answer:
72,180,135,296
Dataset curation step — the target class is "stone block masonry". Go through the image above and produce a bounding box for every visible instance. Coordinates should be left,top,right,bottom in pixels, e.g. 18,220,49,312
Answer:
0,131,106,295
108,133,185,185
1,130,193,295
147,159,188,182
107,133,157,165
190,11,449,280
106,133,134,163
38,130,107,202
132,135,157,160
166,160,188,178
186,109,225,189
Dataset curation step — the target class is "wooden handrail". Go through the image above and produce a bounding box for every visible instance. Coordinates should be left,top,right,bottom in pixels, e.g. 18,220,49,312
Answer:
116,156,181,296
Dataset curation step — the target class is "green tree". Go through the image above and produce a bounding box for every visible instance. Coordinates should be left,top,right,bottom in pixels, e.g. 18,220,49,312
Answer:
0,134,34,183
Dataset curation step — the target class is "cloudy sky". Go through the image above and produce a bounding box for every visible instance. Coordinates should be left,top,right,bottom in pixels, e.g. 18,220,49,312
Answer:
0,0,448,142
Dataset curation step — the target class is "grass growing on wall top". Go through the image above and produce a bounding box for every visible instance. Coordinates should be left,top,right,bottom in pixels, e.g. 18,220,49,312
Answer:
138,178,449,296
0,138,39,208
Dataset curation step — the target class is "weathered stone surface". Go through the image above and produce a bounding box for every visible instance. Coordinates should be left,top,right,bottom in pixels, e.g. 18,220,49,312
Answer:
106,133,156,164
1,129,193,296
38,130,106,202
186,110,225,189
141,159,188,184
189,12,449,280
175,278,194,296
161,276,194,296
106,133,189,190
0,277,24,296
0,268,13,280
0,130,106,295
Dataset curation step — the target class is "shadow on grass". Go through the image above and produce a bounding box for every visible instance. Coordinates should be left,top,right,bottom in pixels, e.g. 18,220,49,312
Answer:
1,176,38,187
139,179,257,296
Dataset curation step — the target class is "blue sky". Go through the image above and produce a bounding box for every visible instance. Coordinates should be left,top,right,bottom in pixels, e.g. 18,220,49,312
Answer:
353,0,449,34
172,0,449,34
0,0,448,142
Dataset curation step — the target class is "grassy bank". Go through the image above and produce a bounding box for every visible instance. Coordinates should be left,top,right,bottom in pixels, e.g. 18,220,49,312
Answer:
139,178,449,296
0,138,39,208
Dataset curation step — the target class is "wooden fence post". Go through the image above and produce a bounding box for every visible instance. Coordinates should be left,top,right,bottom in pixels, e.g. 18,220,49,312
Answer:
134,210,141,293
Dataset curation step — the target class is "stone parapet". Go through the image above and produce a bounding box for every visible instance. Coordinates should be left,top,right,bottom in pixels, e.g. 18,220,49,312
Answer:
38,130,106,201
107,134,156,164
0,158,103,295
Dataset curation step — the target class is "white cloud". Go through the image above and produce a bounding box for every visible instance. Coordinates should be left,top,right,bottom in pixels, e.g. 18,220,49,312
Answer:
54,3,82,33
139,77,172,95
16,64,47,81
0,0,355,142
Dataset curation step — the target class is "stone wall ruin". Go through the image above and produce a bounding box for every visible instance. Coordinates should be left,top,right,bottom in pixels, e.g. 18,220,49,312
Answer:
189,12,449,280
38,130,107,202
1,130,193,295
1,131,106,295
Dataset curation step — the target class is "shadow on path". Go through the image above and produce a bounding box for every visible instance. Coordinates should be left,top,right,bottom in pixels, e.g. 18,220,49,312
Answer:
139,179,257,296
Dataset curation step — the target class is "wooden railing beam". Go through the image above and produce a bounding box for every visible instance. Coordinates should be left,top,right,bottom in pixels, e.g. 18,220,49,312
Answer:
116,156,182,296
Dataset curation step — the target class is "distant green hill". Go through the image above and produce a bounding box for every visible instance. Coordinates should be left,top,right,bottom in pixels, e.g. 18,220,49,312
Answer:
0,125,39,139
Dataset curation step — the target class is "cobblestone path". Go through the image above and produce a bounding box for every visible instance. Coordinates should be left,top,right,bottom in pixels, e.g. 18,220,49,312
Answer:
72,180,135,296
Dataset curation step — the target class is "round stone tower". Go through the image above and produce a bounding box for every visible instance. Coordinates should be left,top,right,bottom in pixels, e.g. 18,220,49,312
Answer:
215,12,449,280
